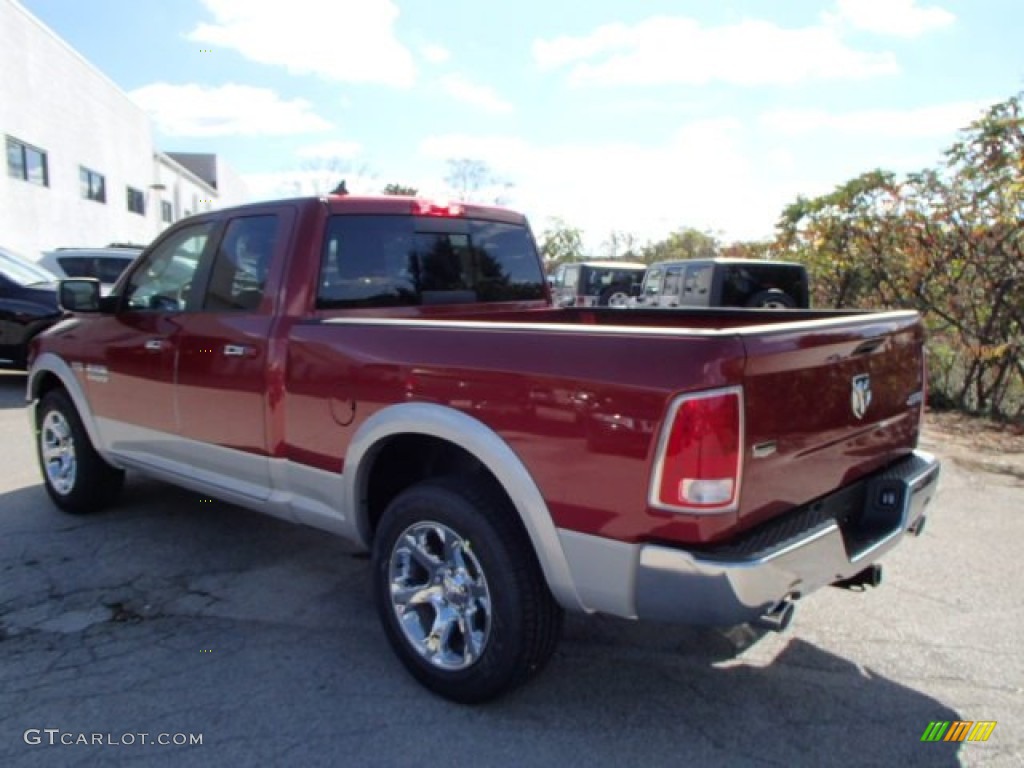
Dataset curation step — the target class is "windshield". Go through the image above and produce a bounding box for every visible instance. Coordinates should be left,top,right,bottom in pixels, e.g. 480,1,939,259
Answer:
0,248,57,286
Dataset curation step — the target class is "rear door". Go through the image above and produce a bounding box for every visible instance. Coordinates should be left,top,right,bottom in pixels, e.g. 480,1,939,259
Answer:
173,208,294,501
680,263,713,307
658,265,684,307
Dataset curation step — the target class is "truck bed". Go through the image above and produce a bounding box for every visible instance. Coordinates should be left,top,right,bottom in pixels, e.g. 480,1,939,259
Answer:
287,304,925,545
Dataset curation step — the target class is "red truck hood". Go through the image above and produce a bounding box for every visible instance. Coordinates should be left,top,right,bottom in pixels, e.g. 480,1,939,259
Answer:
735,313,925,531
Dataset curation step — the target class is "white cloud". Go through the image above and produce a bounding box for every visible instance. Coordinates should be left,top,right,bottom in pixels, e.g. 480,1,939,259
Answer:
418,120,781,246
129,83,332,137
830,0,955,38
439,74,514,114
243,167,378,200
296,140,364,159
534,16,899,86
420,44,451,64
760,101,989,139
190,0,416,87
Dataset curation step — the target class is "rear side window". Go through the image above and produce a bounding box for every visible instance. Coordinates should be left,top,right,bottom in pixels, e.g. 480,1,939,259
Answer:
317,215,545,308
203,215,279,311
720,264,808,307
681,264,713,305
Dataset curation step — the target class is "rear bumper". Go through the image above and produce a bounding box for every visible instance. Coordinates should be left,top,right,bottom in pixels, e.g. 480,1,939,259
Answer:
633,451,940,625
556,450,940,625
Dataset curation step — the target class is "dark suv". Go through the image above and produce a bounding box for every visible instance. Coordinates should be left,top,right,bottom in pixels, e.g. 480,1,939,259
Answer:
0,246,60,369
631,258,809,309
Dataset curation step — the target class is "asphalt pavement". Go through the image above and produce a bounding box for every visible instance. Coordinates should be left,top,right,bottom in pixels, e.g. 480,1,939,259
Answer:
1,370,1021,767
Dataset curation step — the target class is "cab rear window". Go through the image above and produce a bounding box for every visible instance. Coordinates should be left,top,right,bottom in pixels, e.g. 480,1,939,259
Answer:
317,215,545,308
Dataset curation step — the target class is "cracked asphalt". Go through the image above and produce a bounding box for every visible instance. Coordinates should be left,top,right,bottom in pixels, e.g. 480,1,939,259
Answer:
1,370,1021,767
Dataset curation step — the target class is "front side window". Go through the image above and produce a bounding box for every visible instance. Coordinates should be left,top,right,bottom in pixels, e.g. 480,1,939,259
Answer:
203,215,279,311
161,200,173,223
123,224,212,311
6,136,48,186
126,186,145,215
80,167,106,203
317,215,545,308
642,268,663,296
663,267,683,297
562,266,579,290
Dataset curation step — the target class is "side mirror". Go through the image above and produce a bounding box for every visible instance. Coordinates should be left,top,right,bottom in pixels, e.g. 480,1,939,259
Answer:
58,279,102,312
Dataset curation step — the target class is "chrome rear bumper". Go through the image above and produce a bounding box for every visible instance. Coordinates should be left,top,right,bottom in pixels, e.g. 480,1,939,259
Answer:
633,451,940,625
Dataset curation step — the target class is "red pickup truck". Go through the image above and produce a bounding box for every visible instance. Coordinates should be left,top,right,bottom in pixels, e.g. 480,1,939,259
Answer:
28,195,940,703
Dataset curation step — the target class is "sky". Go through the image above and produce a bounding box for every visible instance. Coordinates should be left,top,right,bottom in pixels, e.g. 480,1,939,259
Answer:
20,0,1024,251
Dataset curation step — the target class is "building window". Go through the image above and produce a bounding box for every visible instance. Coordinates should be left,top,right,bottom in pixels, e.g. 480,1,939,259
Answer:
80,166,106,203
126,186,145,216
6,136,49,186
161,200,173,223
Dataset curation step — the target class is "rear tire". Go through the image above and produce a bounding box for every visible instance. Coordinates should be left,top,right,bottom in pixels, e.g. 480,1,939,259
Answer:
372,475,563,703
598,285,631,307
745,289,796,309
36,389,124,514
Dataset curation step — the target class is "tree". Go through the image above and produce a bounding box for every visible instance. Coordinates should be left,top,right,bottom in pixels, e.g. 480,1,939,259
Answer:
444,158,513,204
640,227,719,264
601,230,640,260
720,240,773,260
382,183,418,196
538,218,584,266
769,91,1024,419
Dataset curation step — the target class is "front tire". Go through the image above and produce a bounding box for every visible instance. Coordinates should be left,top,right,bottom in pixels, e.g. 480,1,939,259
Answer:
372,476,563,704
36,389,124,514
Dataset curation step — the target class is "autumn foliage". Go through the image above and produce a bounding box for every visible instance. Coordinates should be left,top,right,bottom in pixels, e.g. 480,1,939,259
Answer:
773,92,1023,420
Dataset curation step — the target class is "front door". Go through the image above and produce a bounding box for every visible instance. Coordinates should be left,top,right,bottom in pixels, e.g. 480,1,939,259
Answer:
86,222,214,463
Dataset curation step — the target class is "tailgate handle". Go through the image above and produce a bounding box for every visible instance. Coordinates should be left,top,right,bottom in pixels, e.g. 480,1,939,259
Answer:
852,337,885,356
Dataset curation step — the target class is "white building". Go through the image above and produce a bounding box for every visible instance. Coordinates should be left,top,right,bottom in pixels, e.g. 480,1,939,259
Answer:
0,0,247,257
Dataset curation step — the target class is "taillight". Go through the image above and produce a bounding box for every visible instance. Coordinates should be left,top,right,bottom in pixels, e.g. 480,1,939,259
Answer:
650,387,743,514
412,199,463,217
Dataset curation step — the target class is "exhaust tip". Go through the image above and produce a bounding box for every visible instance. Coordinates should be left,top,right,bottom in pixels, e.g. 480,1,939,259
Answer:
752,601,795,633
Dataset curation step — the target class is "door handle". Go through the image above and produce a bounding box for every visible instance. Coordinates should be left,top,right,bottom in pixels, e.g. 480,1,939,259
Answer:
223,344,256,357
144,339,166,351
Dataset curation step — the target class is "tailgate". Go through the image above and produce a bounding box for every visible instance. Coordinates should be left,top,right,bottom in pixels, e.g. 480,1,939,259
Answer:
737,312,925,532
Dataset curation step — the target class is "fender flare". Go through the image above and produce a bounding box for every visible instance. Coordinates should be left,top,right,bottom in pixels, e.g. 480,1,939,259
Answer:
344,402,584,613
26,353,115,465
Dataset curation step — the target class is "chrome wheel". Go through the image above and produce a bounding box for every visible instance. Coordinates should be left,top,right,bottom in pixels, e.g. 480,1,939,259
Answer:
388,520,492,671
41,410,77,496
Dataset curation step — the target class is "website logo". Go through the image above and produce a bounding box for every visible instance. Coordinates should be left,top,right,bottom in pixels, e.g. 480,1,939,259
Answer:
921,721,996,743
